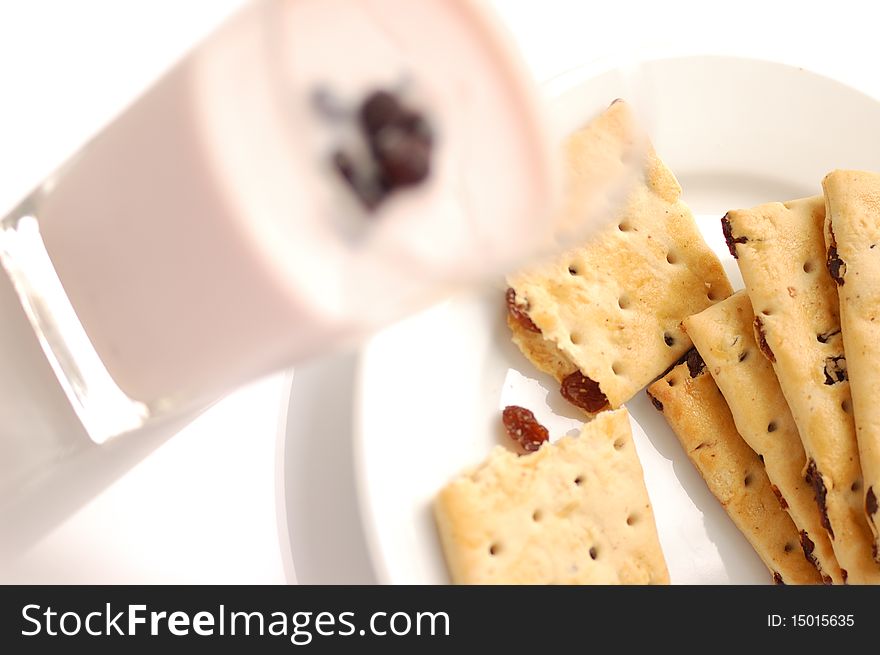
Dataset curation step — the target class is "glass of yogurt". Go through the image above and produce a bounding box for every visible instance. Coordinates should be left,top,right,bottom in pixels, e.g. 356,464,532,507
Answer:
0,0,642,444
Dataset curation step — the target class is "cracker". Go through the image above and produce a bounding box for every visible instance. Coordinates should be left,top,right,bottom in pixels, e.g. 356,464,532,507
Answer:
507,100,732,414
684,291,842,583
823,170,880,556
646,359,823,584
434,408,669,584
725,196,880,583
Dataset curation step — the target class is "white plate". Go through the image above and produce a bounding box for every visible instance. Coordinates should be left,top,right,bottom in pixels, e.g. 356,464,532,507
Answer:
352,56,880,584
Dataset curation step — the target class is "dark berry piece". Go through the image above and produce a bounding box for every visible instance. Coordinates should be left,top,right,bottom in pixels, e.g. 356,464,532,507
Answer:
374,128,431,188
502,405,549,454
360,90,404,136
560,371,609,413
506,288,541,333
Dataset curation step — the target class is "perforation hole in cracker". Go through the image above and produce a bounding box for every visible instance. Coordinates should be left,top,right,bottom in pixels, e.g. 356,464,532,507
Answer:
816,329,840,344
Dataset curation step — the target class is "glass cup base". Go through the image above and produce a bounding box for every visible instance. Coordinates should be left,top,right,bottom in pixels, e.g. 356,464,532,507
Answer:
0,193,151,444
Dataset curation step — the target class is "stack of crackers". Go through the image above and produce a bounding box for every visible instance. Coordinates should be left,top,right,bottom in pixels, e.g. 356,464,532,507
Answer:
695,178,880,584
433,100,880,584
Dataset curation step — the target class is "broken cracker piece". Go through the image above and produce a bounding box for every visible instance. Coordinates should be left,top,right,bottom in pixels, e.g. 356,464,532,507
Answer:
508,100,731,415
434,408,668,584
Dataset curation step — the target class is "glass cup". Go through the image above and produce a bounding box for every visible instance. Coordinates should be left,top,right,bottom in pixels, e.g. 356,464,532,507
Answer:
1,0,649,444
1,0,561,446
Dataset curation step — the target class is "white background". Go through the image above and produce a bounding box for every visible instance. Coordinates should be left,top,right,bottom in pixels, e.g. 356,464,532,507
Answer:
1,0,879,582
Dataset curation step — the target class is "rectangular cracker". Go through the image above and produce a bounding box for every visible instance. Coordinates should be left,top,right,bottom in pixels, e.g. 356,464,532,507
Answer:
434,408,668,584
646,359,823,584
823,170,880,556
507,100,732,414
725,196,880,583
684,291,842,583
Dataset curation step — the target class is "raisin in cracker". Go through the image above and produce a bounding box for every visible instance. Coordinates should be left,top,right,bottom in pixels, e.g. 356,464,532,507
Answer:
507,100,731,416
647,359,823,584
823,170,880,558
725,195,880,583
684,291,843,583
434,408,668,584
